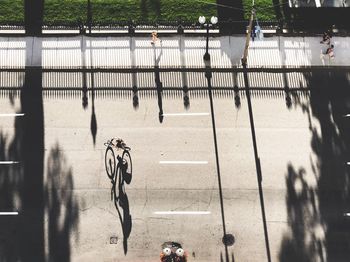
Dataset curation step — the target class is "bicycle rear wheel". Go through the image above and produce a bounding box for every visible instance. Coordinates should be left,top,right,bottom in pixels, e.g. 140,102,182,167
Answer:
122,150,132,184
105,146,116,179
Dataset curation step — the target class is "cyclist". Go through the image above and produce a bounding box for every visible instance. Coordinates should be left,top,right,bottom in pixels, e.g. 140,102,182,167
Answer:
160,242,188,262
110,137,127,150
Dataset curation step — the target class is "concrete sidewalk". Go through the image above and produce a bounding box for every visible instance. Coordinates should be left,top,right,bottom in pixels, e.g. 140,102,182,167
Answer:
0,35,350,69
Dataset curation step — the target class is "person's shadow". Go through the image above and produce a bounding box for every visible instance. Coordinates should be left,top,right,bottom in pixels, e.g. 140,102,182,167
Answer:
114,187,132,255
108,157,133,255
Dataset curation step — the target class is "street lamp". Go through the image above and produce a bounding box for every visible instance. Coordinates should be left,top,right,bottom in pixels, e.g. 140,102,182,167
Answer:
198,16,218,61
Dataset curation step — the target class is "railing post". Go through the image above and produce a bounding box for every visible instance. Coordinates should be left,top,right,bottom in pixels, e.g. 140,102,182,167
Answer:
79,19,86,34
128,20,135,34
177,23,184,34
276,20,283,34
233,84,240,107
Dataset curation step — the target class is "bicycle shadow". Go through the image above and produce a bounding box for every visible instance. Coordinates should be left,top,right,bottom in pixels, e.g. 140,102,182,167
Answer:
107,159,132,255
114,189,132,255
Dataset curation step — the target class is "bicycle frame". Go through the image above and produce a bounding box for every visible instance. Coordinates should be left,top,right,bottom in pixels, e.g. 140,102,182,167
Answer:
104,139,132,203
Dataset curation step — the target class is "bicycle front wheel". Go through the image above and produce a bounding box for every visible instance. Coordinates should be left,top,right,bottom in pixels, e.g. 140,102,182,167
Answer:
105,146,116,179
122,150,132,184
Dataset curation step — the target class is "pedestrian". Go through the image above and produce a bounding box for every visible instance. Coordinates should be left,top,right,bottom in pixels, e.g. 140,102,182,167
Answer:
255,23,263,40
321,44,335,60
320,32,331,45
251,24,256,42
151,31,162,45
326,44,335,59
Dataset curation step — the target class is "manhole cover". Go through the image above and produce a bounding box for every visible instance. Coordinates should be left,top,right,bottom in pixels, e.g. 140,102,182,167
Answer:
110,236,118,244
222,234,235,246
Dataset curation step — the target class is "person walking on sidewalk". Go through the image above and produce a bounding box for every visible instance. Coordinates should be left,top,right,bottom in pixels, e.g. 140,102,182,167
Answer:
326,44,335,59
320,31,331,45
250,23,256,42
151,31,162,45
321,44,335,61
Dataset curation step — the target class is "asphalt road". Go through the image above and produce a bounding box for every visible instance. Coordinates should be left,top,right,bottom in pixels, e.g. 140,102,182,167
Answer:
2,79,342,262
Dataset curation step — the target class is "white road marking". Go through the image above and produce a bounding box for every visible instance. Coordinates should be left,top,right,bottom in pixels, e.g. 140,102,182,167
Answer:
343,114,350,117
154,211,211,215
0,113,25,117
344,213,350,217
161,113,209,117
0,161,19,164
347,162,350,165
0,212,18,216
159,161,208,165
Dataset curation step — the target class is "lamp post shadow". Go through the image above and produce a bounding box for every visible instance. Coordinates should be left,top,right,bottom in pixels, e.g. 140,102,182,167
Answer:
153,42,164,123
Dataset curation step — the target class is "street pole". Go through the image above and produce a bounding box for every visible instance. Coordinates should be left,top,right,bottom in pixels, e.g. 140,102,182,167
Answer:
24,0,44,36
241,6,272,262
204,23,210,61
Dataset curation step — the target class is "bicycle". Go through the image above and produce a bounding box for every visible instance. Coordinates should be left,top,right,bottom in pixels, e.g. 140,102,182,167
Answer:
104,138,132,205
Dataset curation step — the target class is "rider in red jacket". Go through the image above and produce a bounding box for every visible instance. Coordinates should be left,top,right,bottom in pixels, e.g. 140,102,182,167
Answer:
160,242,188,262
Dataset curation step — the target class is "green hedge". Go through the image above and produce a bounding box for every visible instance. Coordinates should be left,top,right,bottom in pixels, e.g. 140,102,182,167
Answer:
0,0,278,24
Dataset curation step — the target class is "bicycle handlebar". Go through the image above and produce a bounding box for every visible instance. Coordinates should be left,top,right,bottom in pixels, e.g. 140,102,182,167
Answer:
104,140,131,151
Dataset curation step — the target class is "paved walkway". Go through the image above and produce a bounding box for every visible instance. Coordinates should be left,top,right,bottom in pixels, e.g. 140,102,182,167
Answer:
1,35,350,69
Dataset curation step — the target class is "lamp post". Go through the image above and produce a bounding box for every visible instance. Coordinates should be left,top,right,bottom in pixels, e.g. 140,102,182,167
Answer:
198,16,218,61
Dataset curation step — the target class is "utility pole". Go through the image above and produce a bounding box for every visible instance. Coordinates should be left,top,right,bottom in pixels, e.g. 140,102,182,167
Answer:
241,4,272,262
24,0,44,35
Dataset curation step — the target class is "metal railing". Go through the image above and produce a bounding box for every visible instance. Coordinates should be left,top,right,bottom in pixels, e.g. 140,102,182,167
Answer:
0,20,281,34
1,19,349,36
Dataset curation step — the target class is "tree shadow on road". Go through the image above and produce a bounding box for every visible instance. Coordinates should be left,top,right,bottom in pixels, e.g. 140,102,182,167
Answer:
45,144,80,262
279,164,323,262
0,65,79,261
279,70,350,261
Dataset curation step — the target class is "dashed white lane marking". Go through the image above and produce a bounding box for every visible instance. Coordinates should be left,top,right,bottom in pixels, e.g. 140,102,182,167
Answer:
0,212,18,216
154,211,211,215
159,161,208,164
161,113,209,117
0,161,19,164
0,113,25,117
315,0,321,7
344,213,350,217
